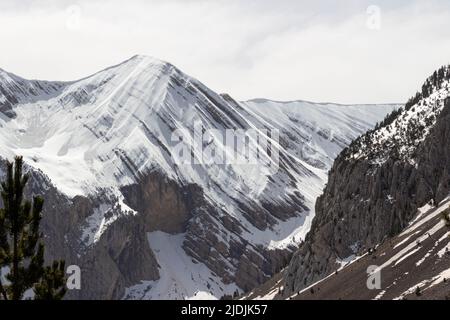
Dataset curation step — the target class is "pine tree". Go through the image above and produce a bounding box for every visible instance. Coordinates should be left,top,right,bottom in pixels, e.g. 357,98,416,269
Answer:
0,156,66,300
415,286,421,297
34,261,67,300
0,188,7,300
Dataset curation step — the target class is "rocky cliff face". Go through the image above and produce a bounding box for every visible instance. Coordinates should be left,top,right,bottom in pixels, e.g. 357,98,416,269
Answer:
0,166,160,300
284,66,450,294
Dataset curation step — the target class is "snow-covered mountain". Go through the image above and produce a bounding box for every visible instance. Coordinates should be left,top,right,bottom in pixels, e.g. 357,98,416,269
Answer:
0,55,397,299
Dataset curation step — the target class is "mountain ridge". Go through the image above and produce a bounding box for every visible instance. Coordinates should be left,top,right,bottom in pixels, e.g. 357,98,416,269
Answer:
1,55,402,108
245,98,403,107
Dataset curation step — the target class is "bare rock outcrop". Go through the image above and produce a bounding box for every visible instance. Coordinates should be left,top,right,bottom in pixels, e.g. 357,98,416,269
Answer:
284,95,450,294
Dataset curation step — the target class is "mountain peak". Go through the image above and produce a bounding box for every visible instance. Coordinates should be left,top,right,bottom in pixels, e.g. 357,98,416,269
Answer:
72,54,184,94
119,54,170,67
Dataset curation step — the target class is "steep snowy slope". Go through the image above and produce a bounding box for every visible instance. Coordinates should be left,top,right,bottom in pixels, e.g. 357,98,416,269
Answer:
0,68,66,118
0,55,397,299
242,99,396,170
246,197,450,300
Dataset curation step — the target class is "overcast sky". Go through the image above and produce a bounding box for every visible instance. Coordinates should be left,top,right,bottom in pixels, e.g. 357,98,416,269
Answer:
0,0,449,104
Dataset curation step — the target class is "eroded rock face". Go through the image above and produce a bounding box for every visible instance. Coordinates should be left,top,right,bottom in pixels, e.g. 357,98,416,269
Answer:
49,195,159,300
121,171,204,234
284,98,450,294
70,214,160,300
0,166,160,300
122,170,296,294
182,208,293,292
1,161,294,299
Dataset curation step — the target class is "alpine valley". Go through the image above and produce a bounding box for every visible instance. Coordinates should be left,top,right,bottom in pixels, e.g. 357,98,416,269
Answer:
0,55,398,299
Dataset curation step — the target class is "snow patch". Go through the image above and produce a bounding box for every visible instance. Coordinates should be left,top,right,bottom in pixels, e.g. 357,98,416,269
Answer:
123,231,239,300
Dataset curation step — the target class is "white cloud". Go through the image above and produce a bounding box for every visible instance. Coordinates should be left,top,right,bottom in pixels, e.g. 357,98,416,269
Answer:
0,0,449,103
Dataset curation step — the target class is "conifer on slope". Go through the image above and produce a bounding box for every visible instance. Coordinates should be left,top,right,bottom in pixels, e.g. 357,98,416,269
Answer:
0,156,66,300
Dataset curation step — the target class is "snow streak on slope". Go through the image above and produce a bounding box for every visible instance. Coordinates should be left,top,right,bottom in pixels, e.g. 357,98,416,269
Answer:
0,55,398,298
123,231,239,300
242,99,398,170
238,99,399,248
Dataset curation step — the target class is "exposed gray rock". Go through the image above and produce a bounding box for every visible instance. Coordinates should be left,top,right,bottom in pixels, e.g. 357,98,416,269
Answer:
284,96,450,294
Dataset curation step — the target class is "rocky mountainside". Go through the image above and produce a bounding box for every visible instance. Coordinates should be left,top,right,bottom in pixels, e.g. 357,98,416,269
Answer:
283,66,450,296
0,55,396,299
245,197,450,300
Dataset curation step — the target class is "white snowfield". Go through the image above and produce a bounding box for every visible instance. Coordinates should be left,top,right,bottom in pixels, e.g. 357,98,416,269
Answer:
0,55,398,299
123,231,239,300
